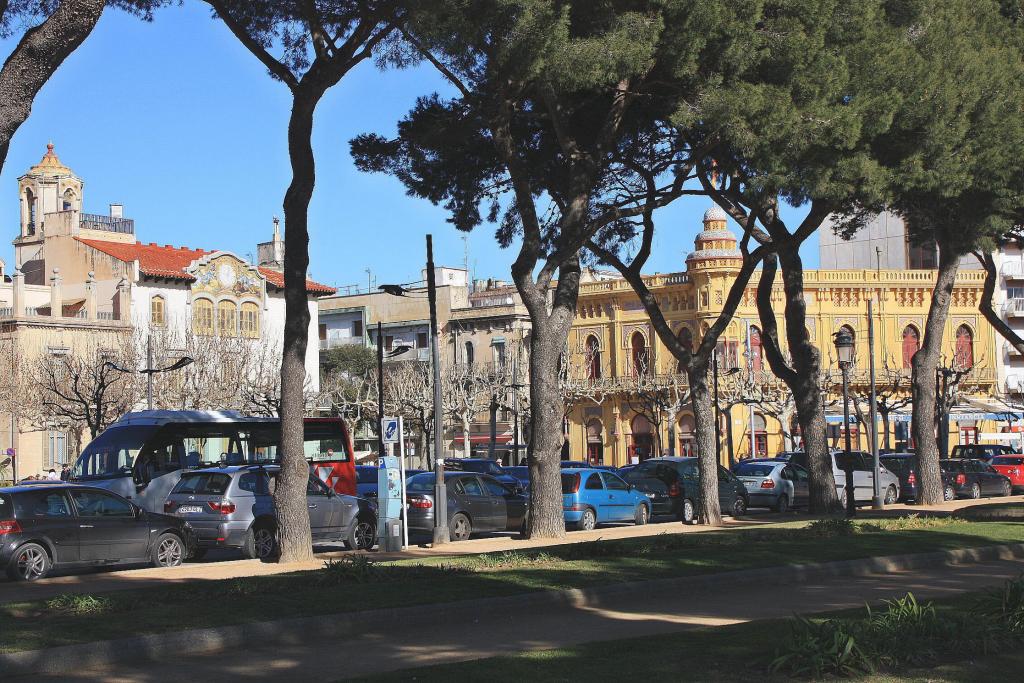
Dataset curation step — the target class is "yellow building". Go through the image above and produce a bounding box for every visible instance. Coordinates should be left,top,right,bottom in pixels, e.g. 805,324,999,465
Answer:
565,206,999,467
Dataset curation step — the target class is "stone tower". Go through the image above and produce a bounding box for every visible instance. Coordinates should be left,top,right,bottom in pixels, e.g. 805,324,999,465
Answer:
14,143,83,283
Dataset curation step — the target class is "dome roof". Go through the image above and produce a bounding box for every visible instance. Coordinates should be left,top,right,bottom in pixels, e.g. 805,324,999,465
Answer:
697,229,736,242
27,143,73,177
703,205,728,223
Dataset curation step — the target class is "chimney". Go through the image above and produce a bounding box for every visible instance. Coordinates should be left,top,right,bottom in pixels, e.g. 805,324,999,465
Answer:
50,267,63,318
109,204,123,218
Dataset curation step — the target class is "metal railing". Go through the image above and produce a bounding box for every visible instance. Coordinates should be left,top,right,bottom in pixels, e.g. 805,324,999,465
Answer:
1002,261,1024,279
97,311,116,321
1002,299,1024,316
0,307,11,317
319,337,364,350
80,213,135,235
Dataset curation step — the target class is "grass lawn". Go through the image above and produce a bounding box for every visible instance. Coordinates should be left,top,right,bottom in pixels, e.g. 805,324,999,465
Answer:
0,518,1021,654
356,594,1023,683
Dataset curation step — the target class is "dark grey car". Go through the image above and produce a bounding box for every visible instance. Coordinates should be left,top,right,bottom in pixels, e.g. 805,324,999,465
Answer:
164,465,376,559
405,472,528,541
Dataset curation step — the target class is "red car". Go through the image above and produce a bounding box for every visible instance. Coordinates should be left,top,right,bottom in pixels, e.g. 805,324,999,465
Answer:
989,456,1024,492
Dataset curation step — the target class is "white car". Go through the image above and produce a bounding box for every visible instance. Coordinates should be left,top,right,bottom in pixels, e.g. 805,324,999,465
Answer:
786,451,900,506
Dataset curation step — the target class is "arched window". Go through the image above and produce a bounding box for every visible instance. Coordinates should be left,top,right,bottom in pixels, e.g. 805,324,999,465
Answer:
192,298,214,335
585,335,601,380
955,325,974,368
631,331,649,376
752,413,768,458
678,414,695,456
901,325,920,369
749,326,762,372
464,341,475,367
240,302,260,338
217,300,237,337
150,295,165,327
25,188,36,235
630,414,654,461
586,419,604,465
62,188,76,211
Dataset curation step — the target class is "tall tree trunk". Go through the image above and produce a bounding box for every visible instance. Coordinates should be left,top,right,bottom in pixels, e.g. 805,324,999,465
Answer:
666,406,677,457
417,414,430,469
488,398,497,459
881,411,891,451
757,252,840,513
688,365,723,525
0,0,106,173
911,244,959,505
461,414,471,458
274,93,318,564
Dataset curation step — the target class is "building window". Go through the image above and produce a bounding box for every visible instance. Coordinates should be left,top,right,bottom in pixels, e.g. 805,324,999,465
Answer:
465,341,475,367
216,300,237,337
955,325,974,368
385,335,394,352
585,335,601,380
62,188,76,211
48,430,68,468
150,295,165,327
902,325,920,368
241,302,260,338
25,188,36,234
631,332,649,376
749,326,762,372
192,298,214,335
716,340,740,370
417,332,428,349
353,320,363,338
908,241,937,269
318,323,327,341
493,340,506,367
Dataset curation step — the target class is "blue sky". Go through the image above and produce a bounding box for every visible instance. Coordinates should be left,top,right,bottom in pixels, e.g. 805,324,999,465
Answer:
0,2,817,291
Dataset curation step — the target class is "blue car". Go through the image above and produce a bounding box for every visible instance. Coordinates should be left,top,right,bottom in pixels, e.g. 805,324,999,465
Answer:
561,467,651,531
503,466,530,488
355,465,378,498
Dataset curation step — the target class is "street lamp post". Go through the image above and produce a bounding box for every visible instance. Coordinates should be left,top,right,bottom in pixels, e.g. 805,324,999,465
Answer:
104,336,193,410
833,329,856,517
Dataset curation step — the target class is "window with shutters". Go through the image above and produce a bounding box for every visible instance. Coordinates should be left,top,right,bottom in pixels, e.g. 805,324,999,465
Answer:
240,302,260,338
150,295,165,327
217,300,237,337
192,298,214,335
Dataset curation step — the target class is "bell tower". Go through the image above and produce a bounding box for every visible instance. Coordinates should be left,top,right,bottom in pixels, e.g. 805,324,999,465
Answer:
14,143,83,283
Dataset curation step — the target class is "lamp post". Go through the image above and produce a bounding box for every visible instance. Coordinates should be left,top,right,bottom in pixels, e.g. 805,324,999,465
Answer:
104,336,193,410
833,329,856,517
374,320,411,459
378,234,448,545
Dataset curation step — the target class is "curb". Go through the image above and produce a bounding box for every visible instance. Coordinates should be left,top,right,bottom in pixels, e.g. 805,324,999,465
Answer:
3,542,1023,677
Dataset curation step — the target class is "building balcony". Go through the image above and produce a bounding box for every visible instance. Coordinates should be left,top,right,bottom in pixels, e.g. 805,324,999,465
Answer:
1007,341,1023,357
1003,299,1024,317
319,337,365,351
80,212,134,235
1003,260,1024,280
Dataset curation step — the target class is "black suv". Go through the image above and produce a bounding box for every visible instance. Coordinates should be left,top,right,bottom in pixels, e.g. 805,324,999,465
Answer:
939,459,1013,499
624,457,748,523
0,482,195,581
950,444,1018,462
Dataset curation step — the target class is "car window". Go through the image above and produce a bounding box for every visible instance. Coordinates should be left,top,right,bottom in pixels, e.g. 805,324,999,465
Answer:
736,463,777,478
237,472,270,495
602,473,629,490
307,476,330,496
460,476,484,496
939,460,962,472
679,463,698,481
992,456,1024,466
71,489,134,518
584,473,603,490
356,468,378,484
791,465,809,482
15,490,71,518
482,478,508,496
718,467,739,483
172,473,231,496
0,493,10,518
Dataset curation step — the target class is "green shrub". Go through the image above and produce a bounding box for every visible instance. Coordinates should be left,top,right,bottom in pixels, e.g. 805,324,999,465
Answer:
864,593,943,667
769,615,873,677
45,594,113,614
805,518,858,538
860,515,950,532
974,574,1024,635
319,555,381,584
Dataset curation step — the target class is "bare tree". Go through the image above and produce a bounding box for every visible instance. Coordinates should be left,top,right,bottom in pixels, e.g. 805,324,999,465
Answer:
625,365,690,459
381,360,434,468
847,356,913,452
441,361,491,459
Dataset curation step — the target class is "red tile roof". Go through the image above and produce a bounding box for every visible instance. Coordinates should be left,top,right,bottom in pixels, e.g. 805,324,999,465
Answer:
75,238,335,295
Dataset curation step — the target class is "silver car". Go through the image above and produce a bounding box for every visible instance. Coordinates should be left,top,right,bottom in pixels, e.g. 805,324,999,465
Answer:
163,465,376,560
733,460,809,512
785,451,901,506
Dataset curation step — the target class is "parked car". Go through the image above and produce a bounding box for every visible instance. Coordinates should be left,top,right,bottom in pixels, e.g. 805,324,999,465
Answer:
405,471,528,541
355,465,378,498
623,457,748,523
0,482,196,581
445,458,524,492
164,465,377,560
879,453,956,502
786,451,901,507
502,466,530,489
989,456,1024,493
950,444,1019,462
561,468,651,530
939,459,1013,499
732,460,809,512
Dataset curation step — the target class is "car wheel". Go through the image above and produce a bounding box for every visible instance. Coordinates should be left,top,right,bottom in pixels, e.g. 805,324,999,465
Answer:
1002,480,1013,497
577,508,597,531
635,504,650,526
680,498,696,524
969,482,981,500
884,485,898,506
152,533,185,569
943,484,956,501
244,524,278,560
6,542,50,582
449,513,472,542
731,496,747,517
347,517,376,551
775,494,789,514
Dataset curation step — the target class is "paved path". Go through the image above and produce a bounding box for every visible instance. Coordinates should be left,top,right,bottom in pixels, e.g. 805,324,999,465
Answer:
18,557,1024,682
0,495,1018,606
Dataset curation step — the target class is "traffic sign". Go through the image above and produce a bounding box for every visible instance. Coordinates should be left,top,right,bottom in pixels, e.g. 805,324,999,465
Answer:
382,417,400,444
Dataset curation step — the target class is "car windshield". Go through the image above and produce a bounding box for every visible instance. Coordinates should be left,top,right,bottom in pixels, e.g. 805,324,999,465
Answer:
992,456,1024,466
0,493,10,518
735,463,777,477
356,467,378,484
406,473,436,493
939,460,963,471
73,425,160,480
171,472,232,496
880,458,910,476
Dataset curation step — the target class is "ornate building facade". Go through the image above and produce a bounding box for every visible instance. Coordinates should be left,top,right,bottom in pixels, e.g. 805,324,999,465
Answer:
565,207,1000,467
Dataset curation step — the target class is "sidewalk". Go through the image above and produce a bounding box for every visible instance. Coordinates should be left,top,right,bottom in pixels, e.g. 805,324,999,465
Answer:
0,495,1018,605
18,556,1024,682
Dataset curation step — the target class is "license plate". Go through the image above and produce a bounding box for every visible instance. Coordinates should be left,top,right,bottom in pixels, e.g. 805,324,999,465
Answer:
177,505,204,514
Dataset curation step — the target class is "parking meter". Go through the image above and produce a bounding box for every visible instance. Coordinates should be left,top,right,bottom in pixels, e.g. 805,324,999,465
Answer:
376,456,403,551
